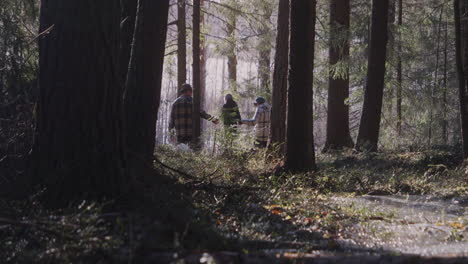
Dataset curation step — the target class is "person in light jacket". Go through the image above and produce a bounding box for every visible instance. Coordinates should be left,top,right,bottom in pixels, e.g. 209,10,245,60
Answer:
241,97,271,148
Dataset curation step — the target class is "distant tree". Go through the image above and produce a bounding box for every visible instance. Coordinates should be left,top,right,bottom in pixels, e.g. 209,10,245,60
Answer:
355,0,390,152
396,0,403,136
257,0,273,96
177,0,187,89
32,0,127,204
324,0,354,151
193,0,202,147
454,0,468,158
285,0,317,172
269,0,289,152
124,0,170,162
119,0,137,85
225,0,238,91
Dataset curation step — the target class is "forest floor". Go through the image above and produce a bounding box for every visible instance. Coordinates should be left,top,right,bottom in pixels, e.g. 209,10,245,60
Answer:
1,146,467,263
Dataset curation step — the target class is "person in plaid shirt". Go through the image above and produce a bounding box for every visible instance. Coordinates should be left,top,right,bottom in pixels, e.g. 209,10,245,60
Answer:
169,84,218,144
241,97,271,148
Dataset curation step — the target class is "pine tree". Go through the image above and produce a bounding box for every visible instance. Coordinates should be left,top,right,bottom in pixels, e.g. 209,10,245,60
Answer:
32,0,128,204
270,0,289,152
355,0,390,152
285,0,317,172
324,0,354,151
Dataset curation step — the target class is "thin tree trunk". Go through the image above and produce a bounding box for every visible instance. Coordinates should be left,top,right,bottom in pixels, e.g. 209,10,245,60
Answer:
200,0,207,111
396,0,403,136
178,0,187,90
193,0,202,147
285,0,317,172
429,7,444,147
269,0,289,152
258,5,273,96
124,0,170,163
454,0,468,159
119,0,137,86
356,0,390,152
324,0,353,151
32,0,127,205
442,11,449,145
227,10,237,91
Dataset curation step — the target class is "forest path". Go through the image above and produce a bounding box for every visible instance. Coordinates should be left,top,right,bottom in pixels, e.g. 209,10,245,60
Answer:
330,194,467,256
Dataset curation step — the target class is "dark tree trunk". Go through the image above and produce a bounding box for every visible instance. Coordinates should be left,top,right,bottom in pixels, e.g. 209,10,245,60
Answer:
396,0,403,136
269,0,289,152
32,0,127,204
177,0,187,89
124,0,170,163
119,0,137,85
355,0,389,152
324,0,353,151
454,0,468,159
227,12,237,91
285,0,317,172
200,0,207,111
192,0,202,147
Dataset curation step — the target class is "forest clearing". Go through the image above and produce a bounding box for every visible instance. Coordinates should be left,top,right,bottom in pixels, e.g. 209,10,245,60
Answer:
1,0,468,263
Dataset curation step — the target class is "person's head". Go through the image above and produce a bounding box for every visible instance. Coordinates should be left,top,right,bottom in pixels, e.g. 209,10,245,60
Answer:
254,97,266,107
179,83,193,96
225,93,234,103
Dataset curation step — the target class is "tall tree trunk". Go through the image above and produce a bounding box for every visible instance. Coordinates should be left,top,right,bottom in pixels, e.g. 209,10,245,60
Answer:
178,0,187,90
356,0,389,152
429,7,444,147
324,0,353,151
454,0,468,159
124,0,170,163
119,0,137,85
396,0,403,136
442,12,449,145
269,0,289,152
192,0,202,147
257,4,273,96
32,0,127,204
285,0,317,172
226,9,237,92
200,0,207,111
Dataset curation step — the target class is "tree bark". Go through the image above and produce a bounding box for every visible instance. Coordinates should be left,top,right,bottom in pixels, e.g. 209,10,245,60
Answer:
396,0,403,136
124,0,170,162
226,6,237,92
324,0,353,151
355,0,390,152
177,0,187,89
285,0,317,172
454,0,468,159
269,0,289,152
119,0,138,86
32,0,127,204
192,0,202,147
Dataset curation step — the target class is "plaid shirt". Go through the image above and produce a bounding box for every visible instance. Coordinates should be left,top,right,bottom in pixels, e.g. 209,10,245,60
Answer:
169,95,214,137
243,103,271,142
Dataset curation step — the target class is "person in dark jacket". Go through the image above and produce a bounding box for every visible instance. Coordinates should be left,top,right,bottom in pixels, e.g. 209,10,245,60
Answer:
221,94,242,127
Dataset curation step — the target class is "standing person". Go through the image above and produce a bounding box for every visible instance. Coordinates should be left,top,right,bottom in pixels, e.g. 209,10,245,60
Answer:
221,94,242,150
221,94,242,129
241,97,271,148
169,84,218,145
